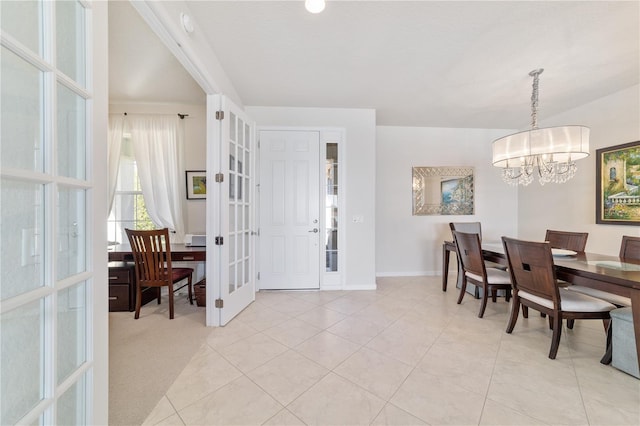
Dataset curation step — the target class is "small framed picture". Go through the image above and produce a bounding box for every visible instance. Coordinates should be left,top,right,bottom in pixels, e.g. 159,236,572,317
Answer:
186,170,207,199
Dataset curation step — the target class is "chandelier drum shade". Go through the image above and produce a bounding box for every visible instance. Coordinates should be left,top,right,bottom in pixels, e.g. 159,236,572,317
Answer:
492,69,590,186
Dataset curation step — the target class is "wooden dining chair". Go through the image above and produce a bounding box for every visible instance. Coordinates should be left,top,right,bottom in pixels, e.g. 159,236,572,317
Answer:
544,229,588,252
451,230,512,318
502,236,616,359
125,228,194,319
565,235,636,323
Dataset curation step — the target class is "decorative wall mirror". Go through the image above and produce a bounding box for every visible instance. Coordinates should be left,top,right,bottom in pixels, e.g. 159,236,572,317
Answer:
412,166,474,215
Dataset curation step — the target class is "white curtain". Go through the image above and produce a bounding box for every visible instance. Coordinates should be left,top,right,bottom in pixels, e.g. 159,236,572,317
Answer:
107,115,125,213
128,114,186,242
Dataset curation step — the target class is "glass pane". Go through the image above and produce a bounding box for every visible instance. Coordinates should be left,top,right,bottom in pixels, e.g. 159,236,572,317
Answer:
238,260,245,289
229,112,236,141
229,204,236,231
56,0,86,86
326,251,338,272
57,374,86,425
244,206,250,229
327,143,338,161
231,264,236,292
57,84,86,179
238,118,244,147
229,233,236,263
1,47,44,172
57,187,86,280
244,260,250,286
244,232,250,258
0,0,41,54
57,282,86,383
1,300,43,425
1,179,44,300
244,123,251,149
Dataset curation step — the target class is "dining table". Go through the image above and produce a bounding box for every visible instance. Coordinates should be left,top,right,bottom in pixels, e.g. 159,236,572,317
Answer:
442,240,640,372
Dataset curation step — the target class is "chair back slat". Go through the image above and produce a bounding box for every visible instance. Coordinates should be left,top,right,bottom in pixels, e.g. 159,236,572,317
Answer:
620,236,640,261
502,236,560,306
544,230,588,252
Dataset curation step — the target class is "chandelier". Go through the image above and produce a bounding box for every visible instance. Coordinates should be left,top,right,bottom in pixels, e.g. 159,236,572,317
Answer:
492,69,590,186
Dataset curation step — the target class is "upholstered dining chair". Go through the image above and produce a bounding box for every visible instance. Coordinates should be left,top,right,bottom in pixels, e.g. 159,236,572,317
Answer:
125,228,194,319
451,230,512,318
502,236,616,359
564,236,638,330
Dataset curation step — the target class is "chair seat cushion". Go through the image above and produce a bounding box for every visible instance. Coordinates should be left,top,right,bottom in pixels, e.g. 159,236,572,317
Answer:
466,268,511,285
565,285,631,307
171,268,194,281
519,289,616,312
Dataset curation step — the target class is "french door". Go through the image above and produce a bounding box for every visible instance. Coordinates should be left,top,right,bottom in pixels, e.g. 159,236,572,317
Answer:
1,1,104,424
258,130,321,290
206,95,256,326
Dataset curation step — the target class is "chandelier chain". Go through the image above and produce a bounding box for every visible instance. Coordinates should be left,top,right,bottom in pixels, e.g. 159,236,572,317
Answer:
529,68,543,129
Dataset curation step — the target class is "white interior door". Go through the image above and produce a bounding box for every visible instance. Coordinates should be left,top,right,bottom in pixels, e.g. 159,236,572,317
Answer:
259,130,320,290
206,95,255,326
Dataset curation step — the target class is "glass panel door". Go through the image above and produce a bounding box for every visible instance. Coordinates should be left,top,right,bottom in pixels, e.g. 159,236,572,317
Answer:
1,1,92,423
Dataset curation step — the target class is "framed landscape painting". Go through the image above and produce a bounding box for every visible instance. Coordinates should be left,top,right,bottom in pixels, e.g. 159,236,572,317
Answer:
596,141,640,225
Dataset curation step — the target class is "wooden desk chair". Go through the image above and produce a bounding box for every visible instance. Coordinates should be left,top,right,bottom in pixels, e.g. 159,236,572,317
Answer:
502,237,616,359
451,230,512,318
544,229,588,252
125,228,194,319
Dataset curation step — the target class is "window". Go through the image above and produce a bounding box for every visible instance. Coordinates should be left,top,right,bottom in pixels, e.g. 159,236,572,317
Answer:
107,138,154,245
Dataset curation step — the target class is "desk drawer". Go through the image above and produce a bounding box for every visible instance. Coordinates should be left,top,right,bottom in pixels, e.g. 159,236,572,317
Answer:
109,285,131,311
108,269,132,284
173,253,201,262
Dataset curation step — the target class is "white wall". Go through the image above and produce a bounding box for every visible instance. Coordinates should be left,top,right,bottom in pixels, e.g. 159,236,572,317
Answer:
518,85,640,255
375,126,518,276
245,106,377,289
109,102,208,235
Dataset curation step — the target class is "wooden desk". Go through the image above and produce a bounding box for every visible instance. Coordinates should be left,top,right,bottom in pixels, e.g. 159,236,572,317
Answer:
107,244,206,312
108,243,206,262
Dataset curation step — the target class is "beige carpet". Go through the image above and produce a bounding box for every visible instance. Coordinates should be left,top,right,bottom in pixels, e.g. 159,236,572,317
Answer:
109,292,210,426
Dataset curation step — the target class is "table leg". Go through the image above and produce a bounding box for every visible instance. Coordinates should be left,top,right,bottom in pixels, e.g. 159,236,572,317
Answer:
442,243,450,292
630,286,640,372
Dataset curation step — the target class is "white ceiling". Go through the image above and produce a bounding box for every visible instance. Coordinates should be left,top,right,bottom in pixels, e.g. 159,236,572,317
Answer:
108,1,639,129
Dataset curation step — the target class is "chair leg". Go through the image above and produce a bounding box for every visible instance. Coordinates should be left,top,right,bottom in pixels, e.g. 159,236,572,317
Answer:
549,315,563,359
521,305,529,318
601,320,613,365
478,286,489,318
505,288,511,302
457,278,467,305
188,275,193,305
567,319,575,329
134,284,142,319
168,284,175,319
506,298,520,333
491,289,497,303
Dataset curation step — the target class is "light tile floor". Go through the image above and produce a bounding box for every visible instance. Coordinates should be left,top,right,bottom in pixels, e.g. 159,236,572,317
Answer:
142,276,640,425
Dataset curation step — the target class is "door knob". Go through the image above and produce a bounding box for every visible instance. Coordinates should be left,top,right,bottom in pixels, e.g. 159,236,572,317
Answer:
309,228,319,233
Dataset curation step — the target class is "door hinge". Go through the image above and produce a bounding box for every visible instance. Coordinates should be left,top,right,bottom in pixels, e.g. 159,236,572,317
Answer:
215,236,224,245
214,298,224,308
215,110,224,120
215,172,224,183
